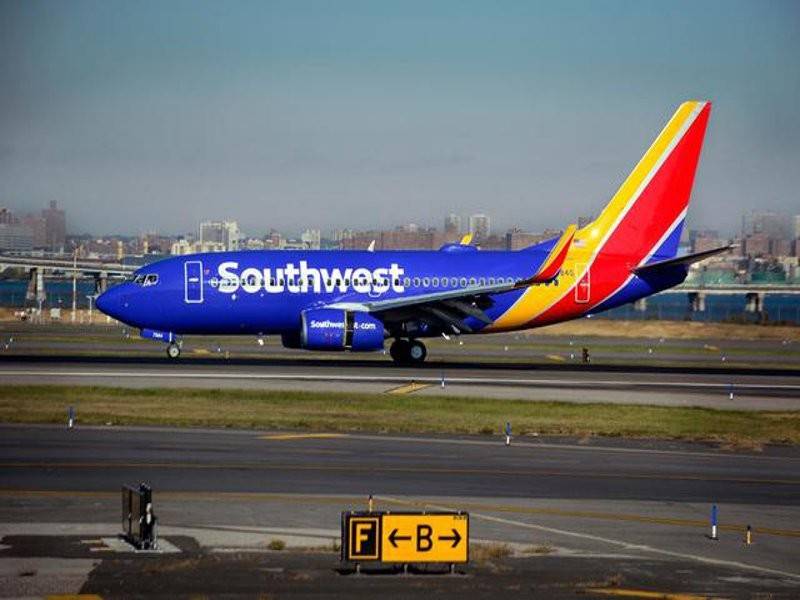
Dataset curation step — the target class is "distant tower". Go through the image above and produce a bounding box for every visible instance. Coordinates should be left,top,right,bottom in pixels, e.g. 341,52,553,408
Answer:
468,213,490,242
41,200,66,251
444,213,461,234
199,220,241,251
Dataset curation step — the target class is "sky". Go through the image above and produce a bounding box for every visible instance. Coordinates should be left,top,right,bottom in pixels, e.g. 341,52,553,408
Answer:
1,0,799,237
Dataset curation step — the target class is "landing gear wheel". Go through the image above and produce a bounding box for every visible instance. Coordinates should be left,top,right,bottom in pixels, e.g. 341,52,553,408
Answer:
389,339,427,365
389,339,409,363
407,340,427,364
166,342,181,359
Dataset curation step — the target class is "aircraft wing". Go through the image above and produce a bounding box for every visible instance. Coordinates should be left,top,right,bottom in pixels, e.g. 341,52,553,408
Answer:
327,225,575,333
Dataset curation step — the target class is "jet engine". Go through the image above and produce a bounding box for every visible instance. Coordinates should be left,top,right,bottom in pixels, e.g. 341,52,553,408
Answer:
282,308,385,352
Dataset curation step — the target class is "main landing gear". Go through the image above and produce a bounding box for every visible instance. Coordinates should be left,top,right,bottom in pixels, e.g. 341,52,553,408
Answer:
166,342,181,359
389,339,427,365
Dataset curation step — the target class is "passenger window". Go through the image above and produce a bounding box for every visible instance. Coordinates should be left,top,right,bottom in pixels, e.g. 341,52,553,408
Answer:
422,277,430,287
413,277,421,287
432,277,439,287
403,277,411,287
469,277,477,286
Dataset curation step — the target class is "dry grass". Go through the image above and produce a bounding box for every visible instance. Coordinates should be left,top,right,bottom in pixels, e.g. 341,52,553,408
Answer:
523,544,555,555
535,319,799,341
470,543,514,562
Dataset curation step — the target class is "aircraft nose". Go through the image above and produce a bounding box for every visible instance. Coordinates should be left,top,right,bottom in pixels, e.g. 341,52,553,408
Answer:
95,287,119,319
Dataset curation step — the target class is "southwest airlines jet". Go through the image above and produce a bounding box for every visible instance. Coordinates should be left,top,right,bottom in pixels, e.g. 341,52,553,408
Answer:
96,101,728,364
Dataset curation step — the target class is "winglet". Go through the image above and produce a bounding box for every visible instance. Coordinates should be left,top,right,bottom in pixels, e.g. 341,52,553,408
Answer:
528,224,576,283
460,233,473,245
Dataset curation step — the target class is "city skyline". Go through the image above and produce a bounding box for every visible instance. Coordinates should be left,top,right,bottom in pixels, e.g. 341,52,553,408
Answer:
1,1,799,236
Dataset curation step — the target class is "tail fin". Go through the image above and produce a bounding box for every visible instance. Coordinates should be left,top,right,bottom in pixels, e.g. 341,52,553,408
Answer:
575,101,711,264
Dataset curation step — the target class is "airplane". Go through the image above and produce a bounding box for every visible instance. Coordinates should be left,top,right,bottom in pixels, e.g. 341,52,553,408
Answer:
96,100,730,364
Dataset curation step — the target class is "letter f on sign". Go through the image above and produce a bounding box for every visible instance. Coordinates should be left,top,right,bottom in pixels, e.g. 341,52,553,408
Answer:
355,523,371,553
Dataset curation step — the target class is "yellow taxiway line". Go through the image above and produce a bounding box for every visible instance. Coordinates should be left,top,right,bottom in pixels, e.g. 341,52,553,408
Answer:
585,589,710,600
259,433,347,441
385,382,432,394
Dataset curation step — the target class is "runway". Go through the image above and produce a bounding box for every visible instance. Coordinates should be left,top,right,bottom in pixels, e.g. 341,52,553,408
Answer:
2,424,800,504
2,329,800,595
2,354,800,409
1,424,799,597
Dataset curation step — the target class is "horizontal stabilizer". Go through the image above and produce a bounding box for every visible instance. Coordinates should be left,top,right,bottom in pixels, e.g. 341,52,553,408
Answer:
633,245,734,275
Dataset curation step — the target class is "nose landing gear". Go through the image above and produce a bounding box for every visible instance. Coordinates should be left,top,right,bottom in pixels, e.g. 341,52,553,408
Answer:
389,339,427,365
166,342,181,359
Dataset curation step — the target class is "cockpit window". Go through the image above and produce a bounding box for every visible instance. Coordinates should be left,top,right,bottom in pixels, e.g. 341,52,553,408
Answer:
128,273,157,286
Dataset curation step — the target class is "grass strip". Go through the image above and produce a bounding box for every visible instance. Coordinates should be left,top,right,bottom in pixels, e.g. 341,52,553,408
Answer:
1,385,799,447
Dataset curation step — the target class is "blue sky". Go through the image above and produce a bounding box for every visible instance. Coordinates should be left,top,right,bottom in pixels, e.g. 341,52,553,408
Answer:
1,0,798,236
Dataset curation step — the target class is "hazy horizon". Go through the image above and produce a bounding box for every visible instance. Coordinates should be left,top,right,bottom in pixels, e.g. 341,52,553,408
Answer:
2,1,799,237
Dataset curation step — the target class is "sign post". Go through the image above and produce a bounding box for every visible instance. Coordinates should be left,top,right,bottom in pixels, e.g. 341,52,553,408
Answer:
342,511,468,567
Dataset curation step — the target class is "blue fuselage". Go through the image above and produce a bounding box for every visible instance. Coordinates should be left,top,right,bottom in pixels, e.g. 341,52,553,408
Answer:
97,246,558,336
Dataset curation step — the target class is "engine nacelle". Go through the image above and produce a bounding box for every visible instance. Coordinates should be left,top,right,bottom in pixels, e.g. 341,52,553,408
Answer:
286,308,385,352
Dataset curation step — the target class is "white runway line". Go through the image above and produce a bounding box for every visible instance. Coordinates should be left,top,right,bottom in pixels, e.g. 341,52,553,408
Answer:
378,495,800,582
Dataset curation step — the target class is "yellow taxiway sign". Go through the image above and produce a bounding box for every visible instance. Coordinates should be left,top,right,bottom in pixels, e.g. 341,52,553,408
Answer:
342,512,468,564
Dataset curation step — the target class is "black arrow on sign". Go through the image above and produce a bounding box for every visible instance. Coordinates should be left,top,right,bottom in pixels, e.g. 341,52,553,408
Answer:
388,529,412,548
438,528,462,548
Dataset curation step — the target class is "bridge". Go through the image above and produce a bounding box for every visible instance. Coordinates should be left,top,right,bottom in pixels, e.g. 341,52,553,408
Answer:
631,282,800,315
0,253,135,307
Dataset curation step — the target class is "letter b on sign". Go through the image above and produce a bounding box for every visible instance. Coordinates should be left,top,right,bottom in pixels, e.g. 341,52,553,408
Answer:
416,525,433,551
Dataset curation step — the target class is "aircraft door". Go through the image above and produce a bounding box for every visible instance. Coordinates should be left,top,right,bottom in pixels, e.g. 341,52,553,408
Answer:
574,263,590,304
184,260,204,304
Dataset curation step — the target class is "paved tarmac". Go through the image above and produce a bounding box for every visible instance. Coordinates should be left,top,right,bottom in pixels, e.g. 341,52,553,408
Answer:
1,424,799,598
2,354,800,409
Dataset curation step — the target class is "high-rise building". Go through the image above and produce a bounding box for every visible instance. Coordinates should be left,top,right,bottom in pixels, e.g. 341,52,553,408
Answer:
199,220,241,251
42,200,66,251
444,213,461,234
300,228,321,250
468,213,490,242
332,229,354,243
794,215,800,240
749,210,789,240
743,233,771,257
506,229,547,250
0,221,34,251
0,208,16,225
21,214,46,248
